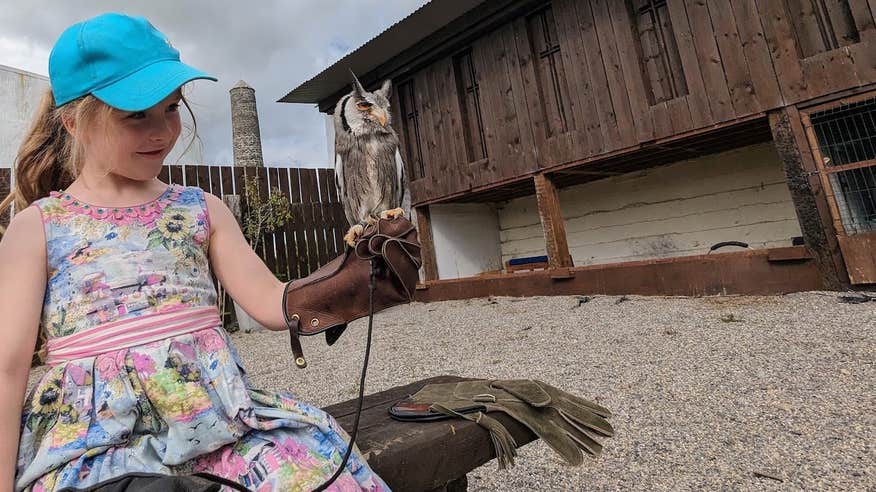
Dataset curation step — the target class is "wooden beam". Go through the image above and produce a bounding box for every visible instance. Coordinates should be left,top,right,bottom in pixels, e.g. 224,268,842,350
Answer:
553,169,623,176
413,247,823,301
768,107,848,289
414,205,439,281
533,173,573,268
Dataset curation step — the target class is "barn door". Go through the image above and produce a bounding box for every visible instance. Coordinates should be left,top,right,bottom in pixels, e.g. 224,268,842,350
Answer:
801,93,876,284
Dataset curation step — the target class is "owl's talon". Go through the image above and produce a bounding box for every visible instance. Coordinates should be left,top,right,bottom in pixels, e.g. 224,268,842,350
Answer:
379,208,405,220
364,216,378,226
344,224,364,247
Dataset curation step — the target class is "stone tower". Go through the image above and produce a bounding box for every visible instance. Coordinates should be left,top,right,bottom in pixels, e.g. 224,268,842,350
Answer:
230,80,264,167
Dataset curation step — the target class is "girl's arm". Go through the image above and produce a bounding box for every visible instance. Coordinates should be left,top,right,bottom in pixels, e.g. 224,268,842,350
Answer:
204,192,288,331
0,207,47,491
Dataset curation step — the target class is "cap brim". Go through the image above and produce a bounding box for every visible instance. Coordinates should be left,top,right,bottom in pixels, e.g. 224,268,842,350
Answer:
92,59,217,111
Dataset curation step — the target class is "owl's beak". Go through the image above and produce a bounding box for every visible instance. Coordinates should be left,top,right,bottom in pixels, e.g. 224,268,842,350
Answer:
372,107,388,127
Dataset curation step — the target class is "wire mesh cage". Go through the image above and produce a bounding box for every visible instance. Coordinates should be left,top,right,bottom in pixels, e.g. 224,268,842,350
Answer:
810,97,876,234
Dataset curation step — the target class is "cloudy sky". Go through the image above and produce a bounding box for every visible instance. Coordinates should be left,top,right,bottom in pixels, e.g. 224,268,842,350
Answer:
0,0,428,168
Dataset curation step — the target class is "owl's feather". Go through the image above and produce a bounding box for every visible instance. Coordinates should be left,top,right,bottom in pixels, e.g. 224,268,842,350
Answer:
334,152,347,221
395,148,409,216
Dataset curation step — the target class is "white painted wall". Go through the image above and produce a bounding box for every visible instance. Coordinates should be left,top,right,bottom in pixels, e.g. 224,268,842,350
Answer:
498,142,802,266
430,202,503,279
1,65,49,174
496,192,546,261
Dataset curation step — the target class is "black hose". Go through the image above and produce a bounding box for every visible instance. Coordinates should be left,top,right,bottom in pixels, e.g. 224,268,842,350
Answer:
709,241,749,252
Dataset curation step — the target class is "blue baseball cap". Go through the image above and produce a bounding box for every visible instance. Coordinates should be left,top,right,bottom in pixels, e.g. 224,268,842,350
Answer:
49,13,217,111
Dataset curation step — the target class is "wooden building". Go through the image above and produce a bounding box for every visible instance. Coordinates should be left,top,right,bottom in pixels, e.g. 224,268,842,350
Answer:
282,0,876,300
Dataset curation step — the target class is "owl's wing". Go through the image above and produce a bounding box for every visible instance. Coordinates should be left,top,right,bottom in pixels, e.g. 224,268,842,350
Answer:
334,152,345,201
395,148,410,215
336,152,356,225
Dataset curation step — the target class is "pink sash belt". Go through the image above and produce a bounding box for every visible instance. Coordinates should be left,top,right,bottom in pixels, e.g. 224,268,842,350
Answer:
45,305,221,366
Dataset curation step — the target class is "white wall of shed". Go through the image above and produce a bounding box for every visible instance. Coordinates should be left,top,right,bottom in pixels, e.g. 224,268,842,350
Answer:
1,66,49,175
430,202,503,279
497,142,802,266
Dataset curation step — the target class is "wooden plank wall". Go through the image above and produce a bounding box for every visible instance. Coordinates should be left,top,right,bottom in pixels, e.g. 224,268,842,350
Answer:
157,165,348,281
0,167,9,228
392,0,876,205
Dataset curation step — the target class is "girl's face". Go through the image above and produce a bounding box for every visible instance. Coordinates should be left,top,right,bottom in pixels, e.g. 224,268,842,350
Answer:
80,91,183,180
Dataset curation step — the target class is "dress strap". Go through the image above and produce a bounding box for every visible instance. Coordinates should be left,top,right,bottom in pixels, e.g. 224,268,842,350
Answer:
45,305,221,366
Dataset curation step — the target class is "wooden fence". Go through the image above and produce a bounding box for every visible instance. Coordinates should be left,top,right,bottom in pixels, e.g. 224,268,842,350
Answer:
0,168,9,229
0,165,347,280
157,164,348,281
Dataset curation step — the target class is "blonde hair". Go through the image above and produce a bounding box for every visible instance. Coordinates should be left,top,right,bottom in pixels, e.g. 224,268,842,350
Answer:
0,88,199,235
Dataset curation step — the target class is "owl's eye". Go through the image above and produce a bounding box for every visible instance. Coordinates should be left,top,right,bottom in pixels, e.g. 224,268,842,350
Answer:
356,101,373,110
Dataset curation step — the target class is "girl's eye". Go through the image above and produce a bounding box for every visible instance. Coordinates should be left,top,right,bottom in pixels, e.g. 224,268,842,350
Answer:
168,103,180,112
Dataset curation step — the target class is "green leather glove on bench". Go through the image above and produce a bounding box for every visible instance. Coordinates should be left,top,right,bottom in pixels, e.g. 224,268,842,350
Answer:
389,379,614,469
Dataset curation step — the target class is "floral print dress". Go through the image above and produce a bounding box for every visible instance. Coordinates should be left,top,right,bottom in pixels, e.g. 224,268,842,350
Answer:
16,184,388,492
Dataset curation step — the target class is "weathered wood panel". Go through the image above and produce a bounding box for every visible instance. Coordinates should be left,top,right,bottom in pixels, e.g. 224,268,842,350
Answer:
607,1,655,142
423,63,451,198
667,0,714,128
380,0,876,206
837,232,876,284
509,17,557,166
685,0,735,122
730,0,784,107
435,56,471,196
575,0,623,151
850,0,876,43
591,0,639,149
757,0,810,102
413,68,442,196
708,0,760,115
553,0,603,156
475,24,539,178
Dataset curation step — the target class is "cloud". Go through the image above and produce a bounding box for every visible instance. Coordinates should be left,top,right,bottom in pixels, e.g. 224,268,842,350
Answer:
0,0,428,168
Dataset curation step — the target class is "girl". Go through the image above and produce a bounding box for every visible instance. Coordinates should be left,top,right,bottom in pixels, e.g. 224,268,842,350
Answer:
0,12,389,492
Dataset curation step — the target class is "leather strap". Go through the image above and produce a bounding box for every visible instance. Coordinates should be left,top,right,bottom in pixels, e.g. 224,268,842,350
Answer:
285,313,306,369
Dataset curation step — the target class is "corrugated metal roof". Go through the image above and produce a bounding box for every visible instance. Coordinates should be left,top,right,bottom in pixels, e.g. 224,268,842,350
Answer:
0,64,49,80
278,0,485,105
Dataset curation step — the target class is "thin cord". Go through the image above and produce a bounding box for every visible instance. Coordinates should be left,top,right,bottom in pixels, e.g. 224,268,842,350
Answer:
312,257,377,491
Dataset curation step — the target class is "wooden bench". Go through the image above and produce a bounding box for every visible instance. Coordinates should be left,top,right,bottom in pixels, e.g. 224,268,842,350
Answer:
323,375,537,492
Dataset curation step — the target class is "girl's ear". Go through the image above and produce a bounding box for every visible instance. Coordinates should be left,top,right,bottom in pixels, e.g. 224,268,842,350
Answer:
61,114,76,136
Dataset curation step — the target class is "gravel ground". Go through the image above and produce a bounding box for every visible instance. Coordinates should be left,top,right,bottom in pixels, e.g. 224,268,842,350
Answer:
26,291,876,491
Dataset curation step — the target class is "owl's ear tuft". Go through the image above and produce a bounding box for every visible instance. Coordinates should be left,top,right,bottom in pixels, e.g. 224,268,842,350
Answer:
378,79,392,99
350,70,367,98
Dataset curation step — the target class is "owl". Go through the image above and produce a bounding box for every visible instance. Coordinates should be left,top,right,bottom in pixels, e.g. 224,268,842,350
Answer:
333,72,409,247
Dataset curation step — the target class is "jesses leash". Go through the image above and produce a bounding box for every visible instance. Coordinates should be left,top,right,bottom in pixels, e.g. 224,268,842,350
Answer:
308,257,379,491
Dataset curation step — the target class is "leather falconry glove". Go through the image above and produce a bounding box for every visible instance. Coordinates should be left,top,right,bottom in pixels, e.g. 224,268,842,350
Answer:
282,215,422,368
390,379,613,469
